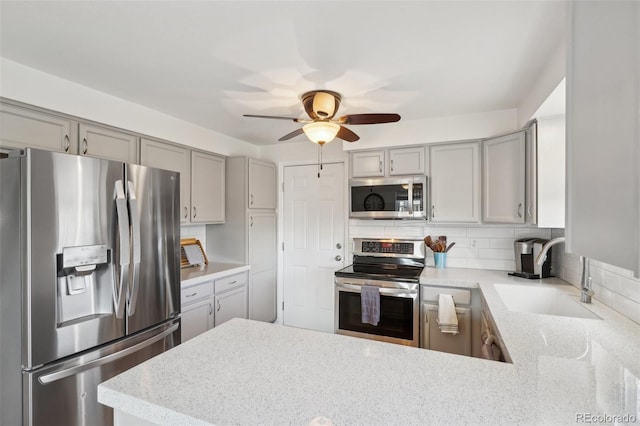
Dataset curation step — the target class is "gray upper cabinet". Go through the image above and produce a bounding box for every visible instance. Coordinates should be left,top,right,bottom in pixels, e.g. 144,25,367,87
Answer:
482,131,525,224
191,151,225,224
248,158,276,209
430,142,481,223
0,103,77,154
351,150,386,177
388,147,426,176
140,138,191,223
566,0,639,276
79,123,138,163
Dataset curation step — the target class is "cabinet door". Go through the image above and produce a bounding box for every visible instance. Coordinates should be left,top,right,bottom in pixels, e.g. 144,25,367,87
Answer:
181,298,213,342
79,123,138,163
140,138,191,223
214,286,248,327
351,150,385,177
248,158,276,209
482,132,525,223
0,103,77,154
248,212,277,322
191,151,225,223
430,142,481,223
389,147,426,175
422,304,471,356
567,0,640,276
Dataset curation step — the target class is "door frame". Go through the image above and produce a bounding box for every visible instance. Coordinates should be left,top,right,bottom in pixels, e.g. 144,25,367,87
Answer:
275,159,350,325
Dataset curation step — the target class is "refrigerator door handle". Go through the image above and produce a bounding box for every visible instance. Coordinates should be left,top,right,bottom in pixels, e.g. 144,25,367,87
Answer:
113,180,130,319
38,322,179,385
127,181,141,316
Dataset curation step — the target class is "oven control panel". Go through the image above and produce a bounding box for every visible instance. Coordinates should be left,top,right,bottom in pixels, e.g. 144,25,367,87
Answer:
361,241,414,254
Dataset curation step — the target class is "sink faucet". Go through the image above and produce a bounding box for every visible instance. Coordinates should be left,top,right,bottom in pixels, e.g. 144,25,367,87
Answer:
535,237,565,266
580,256,594,303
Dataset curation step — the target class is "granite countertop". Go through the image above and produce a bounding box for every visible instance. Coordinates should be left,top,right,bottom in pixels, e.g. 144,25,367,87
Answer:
180,262,251,288
99,268,640,425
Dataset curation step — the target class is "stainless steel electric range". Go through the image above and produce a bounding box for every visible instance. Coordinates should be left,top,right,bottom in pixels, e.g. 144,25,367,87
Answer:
334,238,425,347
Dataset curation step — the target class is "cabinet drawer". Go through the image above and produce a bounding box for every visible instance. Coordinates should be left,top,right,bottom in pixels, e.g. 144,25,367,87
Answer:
181,282,213,305
421,286,471,305
214,273,247,294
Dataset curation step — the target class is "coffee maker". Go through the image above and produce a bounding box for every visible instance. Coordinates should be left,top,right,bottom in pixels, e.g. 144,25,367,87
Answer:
509,238,552,279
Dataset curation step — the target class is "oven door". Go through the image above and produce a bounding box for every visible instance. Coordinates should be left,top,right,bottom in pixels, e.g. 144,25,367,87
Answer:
335,281,419,347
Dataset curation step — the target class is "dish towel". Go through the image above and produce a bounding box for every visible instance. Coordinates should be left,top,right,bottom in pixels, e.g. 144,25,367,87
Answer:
361,285,380,326
437,294,459,334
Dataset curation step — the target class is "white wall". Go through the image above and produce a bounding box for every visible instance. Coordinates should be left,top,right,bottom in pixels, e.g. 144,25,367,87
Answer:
517,40,566,127
0,58,258,157
259,137,349,165
552,229,640,326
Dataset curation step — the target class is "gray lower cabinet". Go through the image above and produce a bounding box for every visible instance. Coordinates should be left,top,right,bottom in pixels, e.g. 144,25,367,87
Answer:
248,212,277,322
214,272,248,327
180,282,214,342
0,102,77,154
79,123,138,163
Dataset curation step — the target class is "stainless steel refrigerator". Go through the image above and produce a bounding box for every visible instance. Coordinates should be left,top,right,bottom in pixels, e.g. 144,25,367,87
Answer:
0,148,181,426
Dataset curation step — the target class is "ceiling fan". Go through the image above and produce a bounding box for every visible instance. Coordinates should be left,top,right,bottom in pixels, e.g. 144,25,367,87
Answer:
243,90,401,145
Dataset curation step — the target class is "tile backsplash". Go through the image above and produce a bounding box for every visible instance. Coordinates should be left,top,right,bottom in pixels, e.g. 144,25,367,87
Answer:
551,229,640,326
348,220,552,271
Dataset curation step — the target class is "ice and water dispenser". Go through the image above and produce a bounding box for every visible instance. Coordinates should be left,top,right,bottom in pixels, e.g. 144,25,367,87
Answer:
56,244,114,325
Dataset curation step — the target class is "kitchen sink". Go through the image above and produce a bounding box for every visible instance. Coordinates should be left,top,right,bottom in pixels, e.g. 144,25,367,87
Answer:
493,284,601,320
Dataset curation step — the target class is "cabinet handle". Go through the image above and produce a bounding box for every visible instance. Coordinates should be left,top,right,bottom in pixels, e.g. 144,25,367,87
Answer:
64,134,70,152
217,299,221,312
390,159,394,172
185,292,197,298
250,216,253,227
184,206,188,219
527,203,533,218
82,138,88,155
335,255,342,262
209,303,213,315
229,280,237,285
517,203,523,218
432,205,435,219
193,206,197,218
379,161,382,173
250,194,254,206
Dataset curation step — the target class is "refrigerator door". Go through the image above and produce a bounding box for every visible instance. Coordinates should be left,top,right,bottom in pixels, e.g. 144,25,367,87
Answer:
24,319,180,426
24,149,127,369
125,164,180,334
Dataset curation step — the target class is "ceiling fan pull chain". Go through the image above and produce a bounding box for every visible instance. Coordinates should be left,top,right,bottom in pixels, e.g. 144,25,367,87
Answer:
317,144,321,178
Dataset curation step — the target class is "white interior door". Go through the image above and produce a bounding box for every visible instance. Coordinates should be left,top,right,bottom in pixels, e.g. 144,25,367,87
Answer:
283,163,345,332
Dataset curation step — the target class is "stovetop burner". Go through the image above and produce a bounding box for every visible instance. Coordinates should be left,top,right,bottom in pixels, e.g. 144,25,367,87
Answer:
334,263,423,283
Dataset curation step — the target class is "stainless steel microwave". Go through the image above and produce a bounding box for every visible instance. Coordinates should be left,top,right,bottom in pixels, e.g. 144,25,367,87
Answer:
349,176,427,219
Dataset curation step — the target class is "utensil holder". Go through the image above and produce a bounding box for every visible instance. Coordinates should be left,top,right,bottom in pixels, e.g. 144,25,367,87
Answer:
434,252,447,269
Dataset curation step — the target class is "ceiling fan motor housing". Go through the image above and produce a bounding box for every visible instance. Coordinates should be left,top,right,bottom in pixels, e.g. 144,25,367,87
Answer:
302,90,342,120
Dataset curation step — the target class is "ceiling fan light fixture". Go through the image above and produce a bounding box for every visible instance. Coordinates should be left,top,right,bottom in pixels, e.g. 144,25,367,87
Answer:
303,121,340,145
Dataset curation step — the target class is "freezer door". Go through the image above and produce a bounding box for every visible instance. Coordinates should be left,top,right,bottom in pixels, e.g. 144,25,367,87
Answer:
125,164,180,334
24,149,127,369
24,319,180,426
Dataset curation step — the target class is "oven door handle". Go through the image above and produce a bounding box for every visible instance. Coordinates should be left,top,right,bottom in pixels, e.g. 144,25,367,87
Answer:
336,283,417,297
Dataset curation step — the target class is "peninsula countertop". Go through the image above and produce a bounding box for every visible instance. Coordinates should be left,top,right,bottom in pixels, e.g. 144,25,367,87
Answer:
99,268,640,425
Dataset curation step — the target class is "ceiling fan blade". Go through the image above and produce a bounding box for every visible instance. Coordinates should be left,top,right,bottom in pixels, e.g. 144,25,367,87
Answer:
244,114,301,122
278,128,305,141
339,113,401,125
336,126,360,142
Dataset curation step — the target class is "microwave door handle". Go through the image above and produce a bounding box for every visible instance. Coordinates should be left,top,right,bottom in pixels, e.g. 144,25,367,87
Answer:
113,180,129,319
408,181,414,214
126,181,141,316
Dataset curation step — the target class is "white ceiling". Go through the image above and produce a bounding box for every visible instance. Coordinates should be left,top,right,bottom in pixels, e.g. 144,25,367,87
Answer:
0,1,565,146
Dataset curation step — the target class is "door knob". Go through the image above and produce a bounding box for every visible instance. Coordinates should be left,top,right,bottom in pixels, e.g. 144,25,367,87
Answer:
336,243,342,249
335,255,342,262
